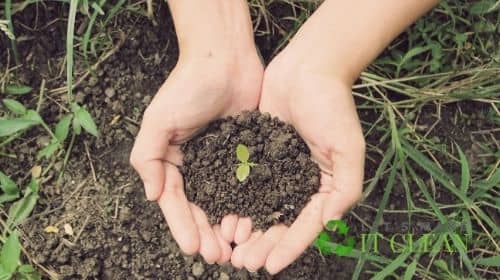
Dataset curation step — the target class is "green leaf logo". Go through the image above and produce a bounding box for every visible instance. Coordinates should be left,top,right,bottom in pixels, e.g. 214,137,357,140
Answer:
314,219,355,257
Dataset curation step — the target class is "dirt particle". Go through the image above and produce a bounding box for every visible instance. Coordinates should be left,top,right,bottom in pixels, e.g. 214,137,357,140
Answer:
88,76,99,87
219,272,230,280
105,87,116,98
191,262,204,278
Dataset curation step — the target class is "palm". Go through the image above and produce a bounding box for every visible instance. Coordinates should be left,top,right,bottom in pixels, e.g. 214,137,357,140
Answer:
232,68,365,273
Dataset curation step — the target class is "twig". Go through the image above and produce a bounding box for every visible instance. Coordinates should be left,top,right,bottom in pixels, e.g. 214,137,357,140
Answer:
84,142,97,183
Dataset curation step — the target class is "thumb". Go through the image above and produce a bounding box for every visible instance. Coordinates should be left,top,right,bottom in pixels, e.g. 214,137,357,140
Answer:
321,148,364,225
130,122,171,201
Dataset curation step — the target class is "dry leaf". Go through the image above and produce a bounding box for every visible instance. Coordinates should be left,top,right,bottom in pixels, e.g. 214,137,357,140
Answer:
270,211,283,220
31,165,42,178
64,223,74,236
44,225,59,234
110,115,121,126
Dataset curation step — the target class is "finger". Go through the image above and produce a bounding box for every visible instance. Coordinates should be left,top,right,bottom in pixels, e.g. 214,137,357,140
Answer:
130,123,171,201
213,225,232,264
220,214,239,243
244,225,288,272
234,217,252,245
321,147,364,224
157,163,199,255
231,231,263,269
265,194,325,275
164,145,183,166
189,204,221,264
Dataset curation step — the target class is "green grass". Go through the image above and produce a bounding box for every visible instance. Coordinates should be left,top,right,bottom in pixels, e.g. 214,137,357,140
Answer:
0,0,499,279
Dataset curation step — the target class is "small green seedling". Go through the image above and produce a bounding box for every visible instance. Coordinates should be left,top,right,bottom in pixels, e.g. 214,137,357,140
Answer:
235,144,256,182
0,231,41,280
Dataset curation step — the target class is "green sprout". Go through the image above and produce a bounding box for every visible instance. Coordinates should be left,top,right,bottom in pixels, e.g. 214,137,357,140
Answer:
235,144,256,182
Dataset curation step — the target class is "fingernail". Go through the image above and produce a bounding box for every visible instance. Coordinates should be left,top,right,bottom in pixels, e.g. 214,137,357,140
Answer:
144,183,154,201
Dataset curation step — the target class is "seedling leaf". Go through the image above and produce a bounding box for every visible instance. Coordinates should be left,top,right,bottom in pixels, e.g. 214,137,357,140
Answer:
7,179,39,228
72,115,82,135
55,114,73,142
236,164,250,182
23,110,43,123
236,144,249,162
0,171,19,204
3,84,32,95
73,104,99,137
37,141,59,160
0,118,38,137
2,99,26,115
0,193,19,204
18,264,40,279
0,171,18,195
0,266,12,280
0,231,20,273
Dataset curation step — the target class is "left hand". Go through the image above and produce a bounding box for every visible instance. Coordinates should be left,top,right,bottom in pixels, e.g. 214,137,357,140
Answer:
230,53,366,274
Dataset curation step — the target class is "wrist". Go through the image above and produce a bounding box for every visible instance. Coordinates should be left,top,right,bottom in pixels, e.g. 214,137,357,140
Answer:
268,48,355,91
167,0,257,64
280,43,359,86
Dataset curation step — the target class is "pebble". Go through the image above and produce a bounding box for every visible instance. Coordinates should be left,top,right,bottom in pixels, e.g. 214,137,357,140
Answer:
36,135,51,146
88,76,99,87
75,91,85,103
125,123,139,136
142,95,152,104
105,87,116,98
192,262,204,278
219,272,230,280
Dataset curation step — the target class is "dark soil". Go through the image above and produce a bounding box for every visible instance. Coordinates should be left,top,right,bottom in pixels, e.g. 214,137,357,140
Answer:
181,111,320,230
0,1,497,280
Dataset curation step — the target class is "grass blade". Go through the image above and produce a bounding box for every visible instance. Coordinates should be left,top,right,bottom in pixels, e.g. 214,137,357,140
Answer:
66,0,78,102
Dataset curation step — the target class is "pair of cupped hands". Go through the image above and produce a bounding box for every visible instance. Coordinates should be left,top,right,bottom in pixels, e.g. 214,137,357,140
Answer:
129,43,365,274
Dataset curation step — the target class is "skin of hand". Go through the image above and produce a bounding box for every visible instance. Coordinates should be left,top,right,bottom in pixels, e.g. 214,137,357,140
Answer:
230,51,365,273
130,0,262,264
231,0,439,274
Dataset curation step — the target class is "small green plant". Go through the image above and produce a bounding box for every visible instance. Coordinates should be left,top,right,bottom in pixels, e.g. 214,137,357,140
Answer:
235,144,256,182
0,231,40,280
0,172,40,280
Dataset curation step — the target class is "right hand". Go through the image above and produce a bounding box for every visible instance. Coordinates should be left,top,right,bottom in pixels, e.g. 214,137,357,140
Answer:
130,53,263,263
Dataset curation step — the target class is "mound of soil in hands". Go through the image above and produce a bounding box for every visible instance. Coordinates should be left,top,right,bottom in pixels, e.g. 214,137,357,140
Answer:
181,111,320,230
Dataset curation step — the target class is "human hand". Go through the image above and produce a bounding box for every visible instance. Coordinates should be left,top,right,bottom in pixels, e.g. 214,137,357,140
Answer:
130,0,263,264
230,52,365,273
130,52,263,262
